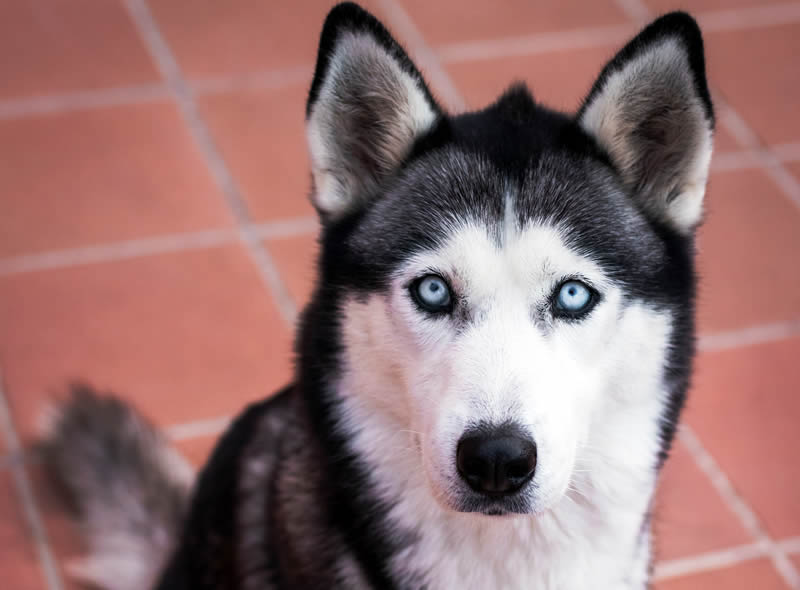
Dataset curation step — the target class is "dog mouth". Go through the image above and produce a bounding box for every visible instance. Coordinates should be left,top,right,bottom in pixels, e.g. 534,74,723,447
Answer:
450,488,535,515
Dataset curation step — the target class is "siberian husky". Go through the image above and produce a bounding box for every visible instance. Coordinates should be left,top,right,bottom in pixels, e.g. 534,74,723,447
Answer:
43,3,714,589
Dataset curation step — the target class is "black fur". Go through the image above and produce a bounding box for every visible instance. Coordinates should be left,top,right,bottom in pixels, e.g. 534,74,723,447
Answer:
156,390,291,589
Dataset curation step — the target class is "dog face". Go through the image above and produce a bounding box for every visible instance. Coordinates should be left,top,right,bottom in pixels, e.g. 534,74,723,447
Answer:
303,4,713,516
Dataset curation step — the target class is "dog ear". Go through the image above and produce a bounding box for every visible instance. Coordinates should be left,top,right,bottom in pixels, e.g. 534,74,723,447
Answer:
578,13,714,234
306,3,441,222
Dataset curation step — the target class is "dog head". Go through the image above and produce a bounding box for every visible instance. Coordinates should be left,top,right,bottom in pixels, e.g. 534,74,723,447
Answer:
302,3,713,516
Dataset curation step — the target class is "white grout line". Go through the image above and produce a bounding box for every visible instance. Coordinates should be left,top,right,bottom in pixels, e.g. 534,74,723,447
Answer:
698,319,800,353
0,228,237,276
653,542,767,581
438,24,632,64
614,0,652,23
0,68,313,121
698,2,800,32
166,415,232,441
122,0,248,222
612,0,649,22
247,216,319,240
192,65,313,96
759,155,800,213
123,0,298,325
0,84,171,120
717,102,800,213
710,150,762,173
0,373,64,590
716,105,762,149
680,426,800,588
779,537,800,555
375,0,467,111
438,1,800,65
711,143,800,173
615,0,800,30
772,142,800,163
0,217,319,278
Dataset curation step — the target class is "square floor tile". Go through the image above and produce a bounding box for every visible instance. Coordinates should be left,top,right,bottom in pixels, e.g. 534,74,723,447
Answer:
403,0,628,47
199,85,315,221
654,440,751,561
0,472,48,590
696,168,800,334
0,0,159,100
655,559,789,590
686,337,800,539
265,233,319,308
706,23,800,146
0,245,293,442
149,0,387,79
0,102,233,258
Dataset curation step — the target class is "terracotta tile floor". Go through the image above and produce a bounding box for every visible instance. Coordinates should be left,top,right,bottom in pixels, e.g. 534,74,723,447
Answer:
1,1,799,588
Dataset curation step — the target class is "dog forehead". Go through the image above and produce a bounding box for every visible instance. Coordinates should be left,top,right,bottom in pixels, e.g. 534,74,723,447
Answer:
358,147,637,250
403,220,603,292
343,146,668,299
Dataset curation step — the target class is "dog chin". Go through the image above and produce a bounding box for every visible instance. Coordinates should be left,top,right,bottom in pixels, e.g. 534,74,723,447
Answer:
439,488,539,516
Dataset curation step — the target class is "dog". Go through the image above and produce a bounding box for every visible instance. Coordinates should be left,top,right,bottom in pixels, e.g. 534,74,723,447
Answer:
42,3,714,589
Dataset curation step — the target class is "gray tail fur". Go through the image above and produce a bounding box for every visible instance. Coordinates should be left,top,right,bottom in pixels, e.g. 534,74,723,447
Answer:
40,384,195,590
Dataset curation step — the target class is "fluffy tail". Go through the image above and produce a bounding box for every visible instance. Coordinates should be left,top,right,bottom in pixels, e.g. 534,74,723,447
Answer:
40,385,194,590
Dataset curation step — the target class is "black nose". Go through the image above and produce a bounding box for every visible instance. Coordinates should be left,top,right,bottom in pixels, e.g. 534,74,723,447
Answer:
456,425,537,495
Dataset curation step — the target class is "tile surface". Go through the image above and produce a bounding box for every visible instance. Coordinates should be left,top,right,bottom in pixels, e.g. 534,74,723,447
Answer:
0,0,159,100
706,23,800,146
687,338,800,539
786,161,800,183
0,103,232,258
696,168,800,334
265,233,319,308
654,559,790,590
403,0,628,47
199,86,316,221
149,0,386,78
0,473,48,590
645,0,779,11
445,44,618,113
0,246,293,441
655,440,751,561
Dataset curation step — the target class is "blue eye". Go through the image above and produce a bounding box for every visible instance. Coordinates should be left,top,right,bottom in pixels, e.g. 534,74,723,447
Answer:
412,275,452,313
555,280,595,316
